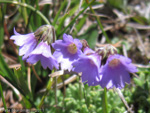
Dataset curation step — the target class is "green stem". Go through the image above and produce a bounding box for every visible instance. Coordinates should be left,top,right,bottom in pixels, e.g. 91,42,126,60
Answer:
86,0,110,43
102,88,108,113
79,77,83,112
54,77,58,105
61,75,66,112
57,0,95,37
54,77,58,112
0,0,50,25
38,77,53,108
52,0,67,26
0,80,8,113
79,77,83,100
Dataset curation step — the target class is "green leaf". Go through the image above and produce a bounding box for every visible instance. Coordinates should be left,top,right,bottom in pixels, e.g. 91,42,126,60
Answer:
13,67,32,99
131,16,149,25
22,97,32,109
0,53,14,80
107,0,124,9
0,81,8,113
56,1,80,37
52,0,67,26
0,4,6,47
57,0,95,37
74,15,87,34
56,13,69,36
35,0,42,27
18,55,26,75
19,0,28,25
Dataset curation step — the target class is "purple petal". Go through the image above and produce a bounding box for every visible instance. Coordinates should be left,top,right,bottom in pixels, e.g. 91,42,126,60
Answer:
60,58,74,71
27,54,58,70
29,41,52,58
52,40,67,51
73,54,101,86
10,32,35,46
74,39,82,49
100,65,130,89
41,57,59,70
99,54,137,89
19,37,37,59
53,51,63,63
26,41,58,70
14,28,20,35
119,56,138,73
63,34,73,43
83,47,95,55
26,54,41,64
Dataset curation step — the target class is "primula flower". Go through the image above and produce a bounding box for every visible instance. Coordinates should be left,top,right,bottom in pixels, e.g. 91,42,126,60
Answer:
10,29,38,60
26,41,58,70
72,48,101,86
99,54,138,89
52,33,83,71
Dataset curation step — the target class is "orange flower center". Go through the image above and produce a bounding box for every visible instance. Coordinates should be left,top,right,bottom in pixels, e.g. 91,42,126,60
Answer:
108,59,120,68
67,43,77,54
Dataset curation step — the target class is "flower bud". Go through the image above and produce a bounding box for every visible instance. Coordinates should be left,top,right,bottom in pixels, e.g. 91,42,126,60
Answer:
34,25,56,44
80,39,89,51
96,44,117,59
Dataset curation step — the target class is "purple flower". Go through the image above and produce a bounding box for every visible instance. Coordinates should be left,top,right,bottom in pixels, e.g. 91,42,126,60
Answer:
52,33,83,71
99,54,138,89
72,48,101,86
26,41,58,70
10,29,38,60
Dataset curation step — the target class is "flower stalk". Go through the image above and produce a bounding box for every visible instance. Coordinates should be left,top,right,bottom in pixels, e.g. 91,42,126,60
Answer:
38,77,53,108
102,87,108,113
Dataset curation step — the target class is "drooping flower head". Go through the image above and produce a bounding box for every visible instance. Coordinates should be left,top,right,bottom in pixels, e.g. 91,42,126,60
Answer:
34,25,56,44
73,48,101,86
99,54,138,89
10,25,58,70
96,44,117,59
10,28,38,60
26,41,58,70
52,33,83,71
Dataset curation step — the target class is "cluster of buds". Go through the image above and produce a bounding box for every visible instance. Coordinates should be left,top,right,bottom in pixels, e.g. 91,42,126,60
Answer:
34,25,56,44
96,44,118,59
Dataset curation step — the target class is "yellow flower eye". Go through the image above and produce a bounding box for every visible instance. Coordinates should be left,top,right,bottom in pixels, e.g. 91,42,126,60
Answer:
67,43,77,54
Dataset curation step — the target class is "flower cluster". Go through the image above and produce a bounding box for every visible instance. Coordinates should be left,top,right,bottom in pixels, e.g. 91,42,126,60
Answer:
11,25,138,89
10,25,58,70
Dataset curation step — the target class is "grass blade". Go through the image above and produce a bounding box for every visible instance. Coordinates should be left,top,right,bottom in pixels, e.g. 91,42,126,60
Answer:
0,80,8,113
0,0,50,25
52,0,67,26
57,0,95,37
